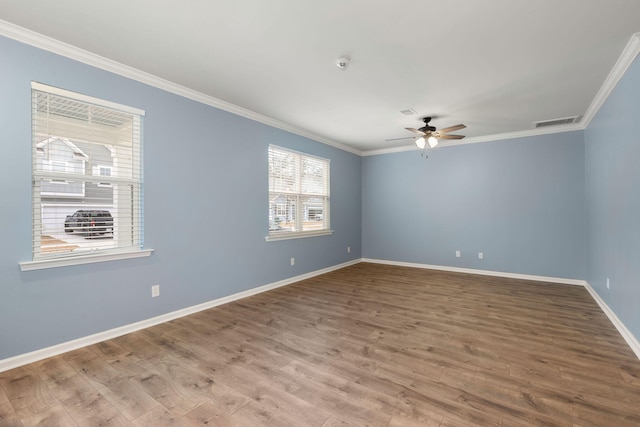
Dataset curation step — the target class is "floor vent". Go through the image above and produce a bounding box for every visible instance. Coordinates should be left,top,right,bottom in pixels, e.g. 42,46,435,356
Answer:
533,115,581,128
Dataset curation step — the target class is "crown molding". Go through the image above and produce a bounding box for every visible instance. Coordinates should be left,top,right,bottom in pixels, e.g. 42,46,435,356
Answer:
581,32,640,127
2,20,638,159
363,32,640,157
0,20,362,156
362,124,584,156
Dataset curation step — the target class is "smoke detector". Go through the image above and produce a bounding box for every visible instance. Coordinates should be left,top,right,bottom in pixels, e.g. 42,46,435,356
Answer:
336,57,350,70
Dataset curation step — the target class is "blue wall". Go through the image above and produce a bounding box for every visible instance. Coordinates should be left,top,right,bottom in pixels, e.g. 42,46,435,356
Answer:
2,30,639,362
362,132,586,280
585,54,640,340
0,36,362,360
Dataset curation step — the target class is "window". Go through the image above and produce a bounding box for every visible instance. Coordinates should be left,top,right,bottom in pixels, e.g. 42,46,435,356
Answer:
267,145,331,240
39,139,87,196
21,82,150,270
93,165,114,187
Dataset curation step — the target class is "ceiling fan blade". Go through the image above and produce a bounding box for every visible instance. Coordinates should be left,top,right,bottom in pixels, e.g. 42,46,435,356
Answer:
438,124,466,134
438,134,465,140
385,136,414,141
405,127,426,135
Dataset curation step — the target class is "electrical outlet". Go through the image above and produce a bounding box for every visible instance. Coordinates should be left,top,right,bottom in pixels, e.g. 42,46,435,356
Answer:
606,277,610,289
290,257,295,266
478,252,484,259
456,250,461,258
347,246,351,253
151,285,160,298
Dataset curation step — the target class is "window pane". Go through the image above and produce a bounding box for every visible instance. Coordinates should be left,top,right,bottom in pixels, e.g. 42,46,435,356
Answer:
268,145,329,237
301,196,327,231
301,157,327,195
32,84,143,260
269,148,298,193
269,193,297,232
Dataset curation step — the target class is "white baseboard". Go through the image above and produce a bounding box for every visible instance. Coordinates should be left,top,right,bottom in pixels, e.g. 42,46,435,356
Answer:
361,258,586,286
583,282,640,360
363,258,640,360
0,259,360,373
4,258,637,372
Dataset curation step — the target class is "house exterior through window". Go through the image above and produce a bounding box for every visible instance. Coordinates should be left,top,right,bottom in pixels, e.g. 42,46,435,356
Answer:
27,82,145,265
268,145,331,240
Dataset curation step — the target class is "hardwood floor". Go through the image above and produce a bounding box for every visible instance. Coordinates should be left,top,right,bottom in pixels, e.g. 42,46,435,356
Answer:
1,262,640,426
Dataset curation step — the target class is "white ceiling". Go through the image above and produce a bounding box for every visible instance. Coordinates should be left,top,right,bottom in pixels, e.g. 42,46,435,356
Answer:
2,0,640,154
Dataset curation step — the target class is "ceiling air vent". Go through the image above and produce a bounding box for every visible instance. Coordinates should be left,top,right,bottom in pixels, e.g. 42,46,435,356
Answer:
533,115,581,128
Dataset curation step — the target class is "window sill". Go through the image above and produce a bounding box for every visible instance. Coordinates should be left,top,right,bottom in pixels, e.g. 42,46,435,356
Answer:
265,229,334,242
19,248,154,271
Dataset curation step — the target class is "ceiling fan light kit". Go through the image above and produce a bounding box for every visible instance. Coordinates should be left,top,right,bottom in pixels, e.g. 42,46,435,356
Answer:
401,117,466,152
414,135,438,149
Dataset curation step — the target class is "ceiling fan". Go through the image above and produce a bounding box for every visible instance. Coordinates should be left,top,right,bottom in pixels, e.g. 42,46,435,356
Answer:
389,117,466,149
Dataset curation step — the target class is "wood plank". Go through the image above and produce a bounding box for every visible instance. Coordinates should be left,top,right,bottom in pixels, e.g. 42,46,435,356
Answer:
139,354,252,415
20,404,78,427
62,348,160,421
180,401,243,426
0,382,23,427
131,406,194,427
0,366,57,419
108,352,204,417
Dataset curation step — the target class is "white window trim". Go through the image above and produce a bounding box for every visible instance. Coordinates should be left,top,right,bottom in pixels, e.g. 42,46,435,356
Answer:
267,145,331,241
265,229,334,242
31,81,145,116
93,165,113,176
20,249,154,271
26,82,151,269
93,164,114,187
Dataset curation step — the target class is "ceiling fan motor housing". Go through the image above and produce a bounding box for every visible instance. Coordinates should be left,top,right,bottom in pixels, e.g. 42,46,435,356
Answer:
400,116,466,143
420,116,436,133
419,125,436,133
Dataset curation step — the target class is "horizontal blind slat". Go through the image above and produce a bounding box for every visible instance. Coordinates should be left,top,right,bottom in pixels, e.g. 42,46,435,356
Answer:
268,145,330,234
32,84,144,260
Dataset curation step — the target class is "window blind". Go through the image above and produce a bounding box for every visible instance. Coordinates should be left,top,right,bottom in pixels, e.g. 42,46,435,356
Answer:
268,145,329,236
31,82,145,260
